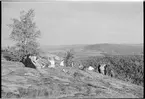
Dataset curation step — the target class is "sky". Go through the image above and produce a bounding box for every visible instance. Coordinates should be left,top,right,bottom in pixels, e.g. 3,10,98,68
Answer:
2,1,143,47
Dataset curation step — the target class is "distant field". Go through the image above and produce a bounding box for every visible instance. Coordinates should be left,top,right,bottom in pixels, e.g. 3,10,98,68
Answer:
41,49,104,59
41,43,143,56
74,51,103,58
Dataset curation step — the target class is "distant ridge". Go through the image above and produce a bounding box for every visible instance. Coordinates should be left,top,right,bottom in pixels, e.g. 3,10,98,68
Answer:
41,43,143,55
84,43,143,55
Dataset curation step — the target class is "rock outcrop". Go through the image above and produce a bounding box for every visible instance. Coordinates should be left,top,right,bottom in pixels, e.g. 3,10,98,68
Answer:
1,60,143,98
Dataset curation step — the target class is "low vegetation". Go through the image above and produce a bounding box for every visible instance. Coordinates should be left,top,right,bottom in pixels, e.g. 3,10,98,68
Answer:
63,49,75,67
79,54,144,86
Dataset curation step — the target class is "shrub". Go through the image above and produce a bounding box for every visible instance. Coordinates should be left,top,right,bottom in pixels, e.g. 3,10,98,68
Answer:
2,45,40,62
64,49,74,67
79,55,144,86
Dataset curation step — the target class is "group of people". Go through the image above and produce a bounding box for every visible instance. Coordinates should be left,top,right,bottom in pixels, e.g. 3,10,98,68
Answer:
98,64,107,75
98,64,115,77
78,63,108,75
21,54,113,76
21,54,65,70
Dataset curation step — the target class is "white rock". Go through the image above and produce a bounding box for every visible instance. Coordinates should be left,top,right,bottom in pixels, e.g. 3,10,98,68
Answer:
60,60,64,66
62,69,68,73
88,66,94,71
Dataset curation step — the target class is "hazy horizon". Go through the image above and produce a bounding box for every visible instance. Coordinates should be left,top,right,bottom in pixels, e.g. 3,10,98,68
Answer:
2,1,143,47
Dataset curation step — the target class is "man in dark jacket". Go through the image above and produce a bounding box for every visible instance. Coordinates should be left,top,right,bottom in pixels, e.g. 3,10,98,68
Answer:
21,54,36,69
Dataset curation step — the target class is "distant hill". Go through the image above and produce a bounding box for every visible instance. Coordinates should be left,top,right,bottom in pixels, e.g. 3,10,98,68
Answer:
41,43,143,56
83,43,143,55
41,44,86,51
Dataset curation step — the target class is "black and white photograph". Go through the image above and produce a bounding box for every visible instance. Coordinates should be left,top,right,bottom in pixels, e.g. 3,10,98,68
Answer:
1,0,144,98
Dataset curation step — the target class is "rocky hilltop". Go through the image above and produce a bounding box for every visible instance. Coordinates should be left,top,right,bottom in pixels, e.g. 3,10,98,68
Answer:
1,59,143,98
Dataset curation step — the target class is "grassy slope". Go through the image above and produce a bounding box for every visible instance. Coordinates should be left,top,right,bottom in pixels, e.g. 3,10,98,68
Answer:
1,60,143,98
